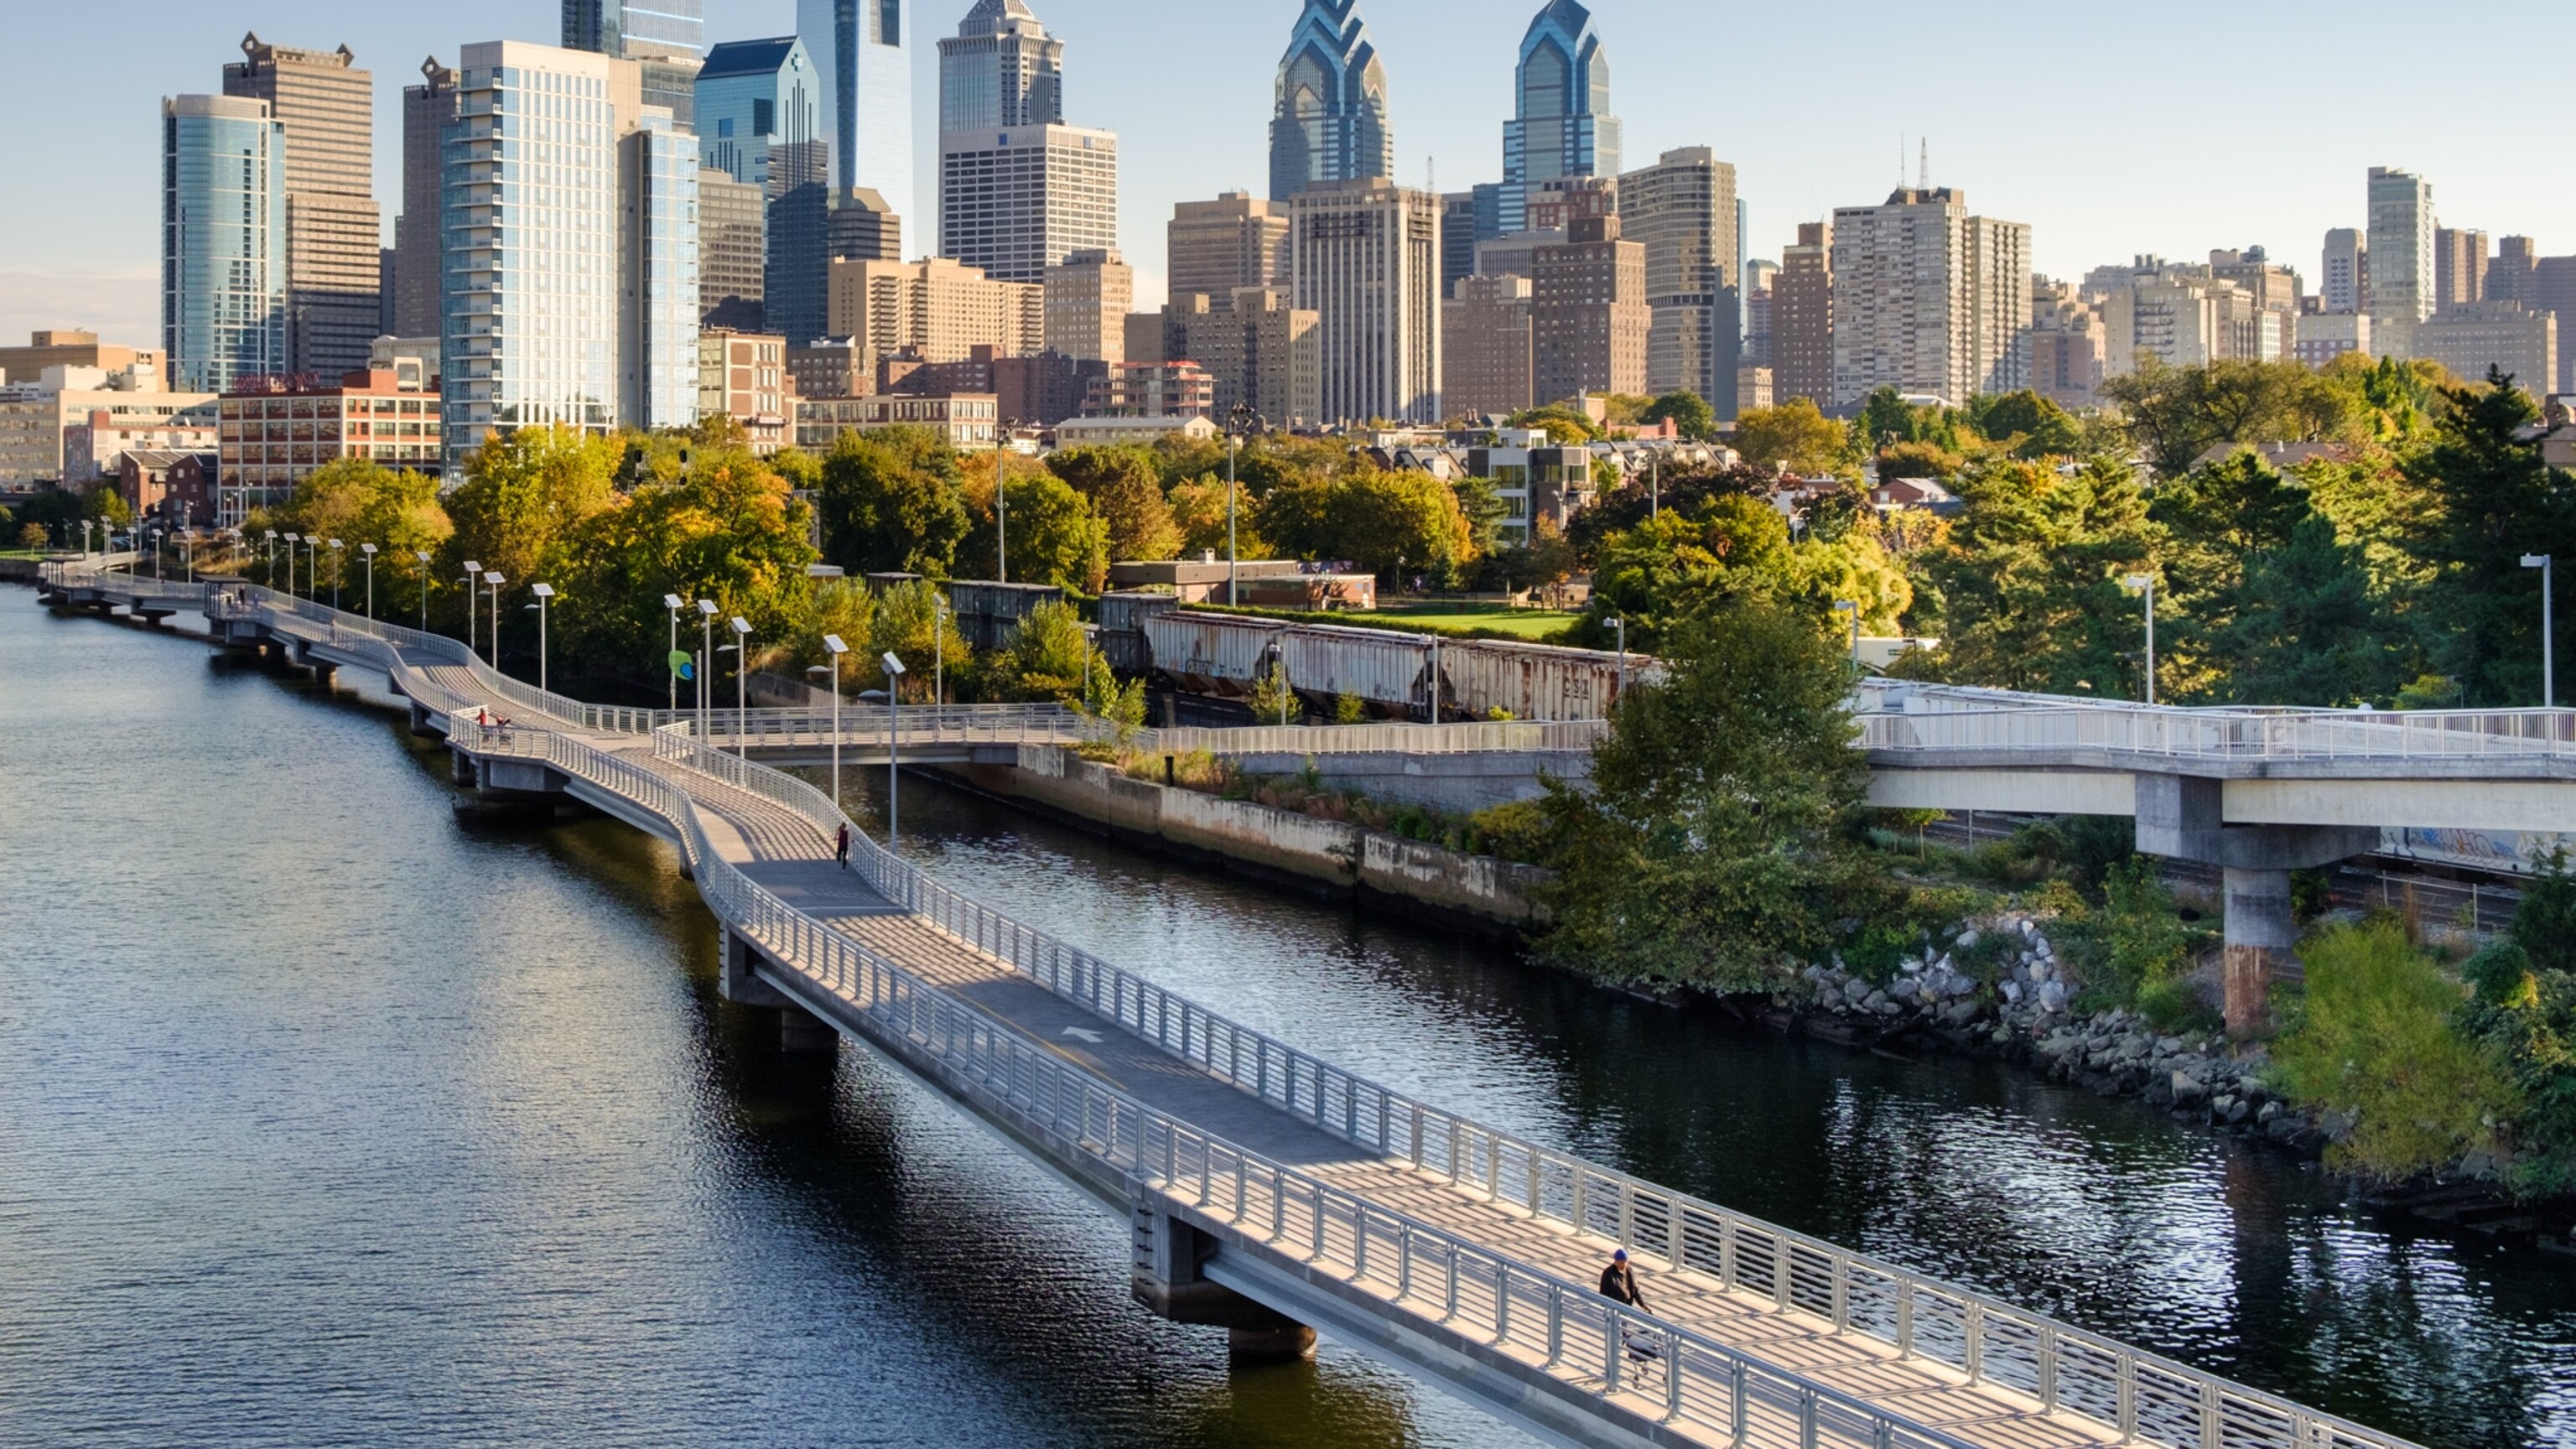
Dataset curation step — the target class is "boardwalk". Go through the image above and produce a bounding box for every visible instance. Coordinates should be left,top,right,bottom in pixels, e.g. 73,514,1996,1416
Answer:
37,563,2422,1449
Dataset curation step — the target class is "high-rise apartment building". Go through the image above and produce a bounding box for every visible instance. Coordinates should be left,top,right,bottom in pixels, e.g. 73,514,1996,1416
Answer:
564,1,706,60
2367,167,2435,358
1271,0,1393,203
1043,248,1130,362
2321,227,2368,315
222,35,381,379
2028,278,2106,411
2415,302,2557,395
441,41,699,467
391,60,459,340
1772,221,1832,408
2100,262,2294,375
2489,236,2539,307
799,0,913,210
825,257,1043,369
1501,0,1620,235
1742,257,1778,369
2434,227,2490,313
936,1,1116,284
1290,179,1441,424
828,187,904,262
699,169,768,330
2537,257,2576,396
2293,312,2371,370
1442,273,1535,419
1138,289,1322,427
1829,188,2029,409
161,95,288,395
1618,147,1740,414
1532,216,1648,405
1170,193,1292,303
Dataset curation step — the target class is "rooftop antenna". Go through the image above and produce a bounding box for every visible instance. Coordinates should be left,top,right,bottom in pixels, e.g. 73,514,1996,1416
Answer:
1426,155,1436,194
1919,138,1930,191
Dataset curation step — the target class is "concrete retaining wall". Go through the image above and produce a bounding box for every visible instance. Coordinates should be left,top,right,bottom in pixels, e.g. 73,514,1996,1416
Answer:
937,746,1552,936
1214,749,1591,814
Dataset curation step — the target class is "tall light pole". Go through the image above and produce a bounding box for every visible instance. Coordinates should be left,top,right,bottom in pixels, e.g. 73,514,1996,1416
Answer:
994,416,1017,584
529,583,555,693
307,535,320,599
328,538,345,610
1225,403,1261,605
2525,554,2556,709
883,650,908,847
413,551,430,633
360,543,377,620
729,615,753,756
283,532,301,595
462,561,483,655
262,529,278,586
2123,574,2158,705
664,594,686,712
808,634,849,807
696,600,719,745
1833,600,1861,673
1608,616,1628,706
932,595,948,704
482,571,507,667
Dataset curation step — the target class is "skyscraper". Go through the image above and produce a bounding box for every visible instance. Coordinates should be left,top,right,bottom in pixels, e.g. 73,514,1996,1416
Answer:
799,0,914,212
1289,179,1441,424
696,38,823,193
2434,227,2490,312
1442,274,1535,419
2321,227,2368,315
392,59,459,340
1270,0,1393,203
1618,147,1739,414
2489,236,2539,307
221,34,380,378
442,41,698,467
1772,221,1832,408
1829,188,2029,409
699,169,768,330
1043,248,1131,363
563,1,706,61
1169,193,1292,303
2367,166,2435,358
1532,216,1648,405
162,95,288,394
1501,0,1620,235
937,0,1117,285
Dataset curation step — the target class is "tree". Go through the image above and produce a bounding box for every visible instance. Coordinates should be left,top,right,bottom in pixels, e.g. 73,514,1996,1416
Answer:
1731,398,1847,475
2410,370,2576,706
1048,445,1181,561
870,578,972,702
1533,601,1869,990
18,522,48,551
1167,475,1275,561
1503,404,1603,443
783,579,877,681
1566,461,1774,562
1913,459,2162,697
1571,495,1793,652
817,427,971,578
963,472,1109,593
444,426,621,595
1966,390,2084,459
1638,391,1716,441
2098,358,2350,479
2217,513,2415,707
1876,439,1962,480
1000,598,1089,701
1254,469,1476,587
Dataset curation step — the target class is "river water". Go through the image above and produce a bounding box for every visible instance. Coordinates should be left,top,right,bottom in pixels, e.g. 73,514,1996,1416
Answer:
2,595,2571,1449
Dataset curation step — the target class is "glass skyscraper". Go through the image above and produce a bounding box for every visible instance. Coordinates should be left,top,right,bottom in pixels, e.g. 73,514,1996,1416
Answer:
798,0,914,219
1501,0,1620,235
562,0,706,60
161,94,288,394
695,37,823,193
1270,0,1392,204
623,117,701,431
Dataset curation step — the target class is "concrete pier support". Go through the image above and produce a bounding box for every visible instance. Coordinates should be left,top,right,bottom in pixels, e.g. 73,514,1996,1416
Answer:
2222,869,2298,1036
450,749,477,787
719,928,839,1056
1131,1203,1315,1359
410,701,445,740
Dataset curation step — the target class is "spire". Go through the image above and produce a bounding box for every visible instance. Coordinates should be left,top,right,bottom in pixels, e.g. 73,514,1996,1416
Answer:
1271,0,1394,201
958,0,1043,37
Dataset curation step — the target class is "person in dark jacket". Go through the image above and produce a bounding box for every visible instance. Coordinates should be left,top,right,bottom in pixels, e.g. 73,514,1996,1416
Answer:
835,823,851,868
1598,1249,1649,1312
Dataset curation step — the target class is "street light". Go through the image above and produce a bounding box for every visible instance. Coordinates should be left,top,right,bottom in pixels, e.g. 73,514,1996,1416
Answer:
359,543,377,621
481,571,507,668
327,538,345,612
1607,617,1628,706
262,529,278,586
664,594,687,712
2525,554,2556,709
413,551,430,633
695,600,720,745
808,633,850,807
2122,574,2158,705
1833,600,1861,673
528,583,555,693
883,650,909,848
283,532,301,595
306,535,320,599
994,415,1019,584
461,561,483,656
1225,402,1264,605
729,615,753,756
933,594,948,705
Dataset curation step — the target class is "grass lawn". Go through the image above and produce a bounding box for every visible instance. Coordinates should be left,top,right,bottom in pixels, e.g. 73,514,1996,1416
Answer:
1339,602,1584,641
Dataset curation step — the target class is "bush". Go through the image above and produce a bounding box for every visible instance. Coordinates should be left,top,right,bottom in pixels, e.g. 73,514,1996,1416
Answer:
2270,922,2517,1181
1468,799,1555,865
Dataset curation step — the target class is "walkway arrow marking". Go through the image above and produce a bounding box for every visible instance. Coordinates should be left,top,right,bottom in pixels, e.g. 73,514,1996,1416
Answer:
1060,1027,1105,1044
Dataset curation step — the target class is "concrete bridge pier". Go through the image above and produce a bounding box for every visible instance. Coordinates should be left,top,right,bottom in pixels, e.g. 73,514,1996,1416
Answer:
719,928,839,1056
2135,776,2376,1036
1131,1203,1317,1360
410,701,445,740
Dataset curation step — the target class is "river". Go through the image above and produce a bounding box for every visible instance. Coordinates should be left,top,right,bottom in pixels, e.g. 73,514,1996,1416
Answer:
2,594,2570,1449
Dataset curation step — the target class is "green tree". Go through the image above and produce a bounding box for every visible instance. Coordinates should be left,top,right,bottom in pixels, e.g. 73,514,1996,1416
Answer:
1254,469,1476,586
444,425,621,595
869,578,972,703
1877,439,1962,480
1000,598,1090,701
783,579,877,682
16,522,46,551
2220,514,2415,706
2099,358,2351,479
1533,602,1868,989
1166,475,1275,561
1914,459,2161,697
1048,445,1182,561
817,427,972,578
963,472,1109,593
1638,391,1716,441
1731,397,1847,475
2409,370,2576,706
1571,496,1793,652
1502,404,1603,443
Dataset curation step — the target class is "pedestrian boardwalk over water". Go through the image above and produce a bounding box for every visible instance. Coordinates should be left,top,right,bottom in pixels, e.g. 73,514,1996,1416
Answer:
37,561,2426,1449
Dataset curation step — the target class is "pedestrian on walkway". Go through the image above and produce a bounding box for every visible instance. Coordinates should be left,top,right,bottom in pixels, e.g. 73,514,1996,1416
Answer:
1598,1249,1649,1314
835,823,851,869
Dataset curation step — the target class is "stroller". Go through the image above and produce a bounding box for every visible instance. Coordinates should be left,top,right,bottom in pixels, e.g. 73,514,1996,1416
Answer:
1618,1324,1667,1392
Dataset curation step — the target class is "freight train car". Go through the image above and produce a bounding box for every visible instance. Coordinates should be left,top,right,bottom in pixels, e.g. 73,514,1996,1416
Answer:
1134,608,1637,721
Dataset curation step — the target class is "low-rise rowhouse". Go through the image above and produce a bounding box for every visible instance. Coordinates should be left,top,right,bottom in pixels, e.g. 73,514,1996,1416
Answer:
795,392,1000,450
117,449,218,527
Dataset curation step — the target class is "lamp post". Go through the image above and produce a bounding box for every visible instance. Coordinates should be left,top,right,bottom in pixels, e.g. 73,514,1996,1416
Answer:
529,583,555,693
1833,600,1861,673
808,633,849,807
932,595,948,704
306,535,319,599
1608,617,1628,706
1650,451,1660,521
413,551,430,633
1225,403,1263,605
729,615,752,756
882,651,908,847
2525,554,2556,709
482,571,507,668
696,600,719,746
461,560,483,655
262,529,277,586
360,543,377,620
180,530,195,583
2123,574,2158,705
327,539,344,611
994,416,1018,584
282,532,300,595
664,594,686,712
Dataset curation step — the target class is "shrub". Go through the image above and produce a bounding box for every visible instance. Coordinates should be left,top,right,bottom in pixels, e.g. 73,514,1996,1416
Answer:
1468,799,1555,865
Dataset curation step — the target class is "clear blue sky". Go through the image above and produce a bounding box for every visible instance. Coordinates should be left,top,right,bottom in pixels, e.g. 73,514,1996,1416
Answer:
5,0,2565,348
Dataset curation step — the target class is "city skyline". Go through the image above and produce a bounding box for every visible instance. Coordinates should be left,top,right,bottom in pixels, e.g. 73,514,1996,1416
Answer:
9,0,2571,353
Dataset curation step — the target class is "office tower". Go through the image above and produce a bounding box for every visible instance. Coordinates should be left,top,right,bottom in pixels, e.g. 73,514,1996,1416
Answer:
1525,174,1614,234
2490,236,2539,307
1271,0,1393,202
799,0,913,209
391,60,459,340
829,188,904,262
1045,248,1130,362
1618,147,1740,413
1289,179,1441,424
2434,227,2490,312
1772,222,1832,408
2367,167,2435,357
161,96,288,394
2537,257,2576,395
442,41,699,467
2099,262,2294,375
766,167,835,345
1501,0,1620,234
563,2,706,60
1170,193,1292,302
2028,277,2105,410
1743,257,1778,368
1442,274,1535,418
2415,303,2557,394
1531,216,1647,405
222,34,380,378
700,169,768,330
696,38,824,193
1442,192,1480,301
2321,227,2367,314
825,257,1043,369
1829,188,2029,408
936,0,1116,284
1140,289,1322,426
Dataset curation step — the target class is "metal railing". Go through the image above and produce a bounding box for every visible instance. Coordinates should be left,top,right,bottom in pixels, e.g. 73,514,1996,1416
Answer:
1126,719,1610,756
1863,702,2576,767
38,558,2433,1449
